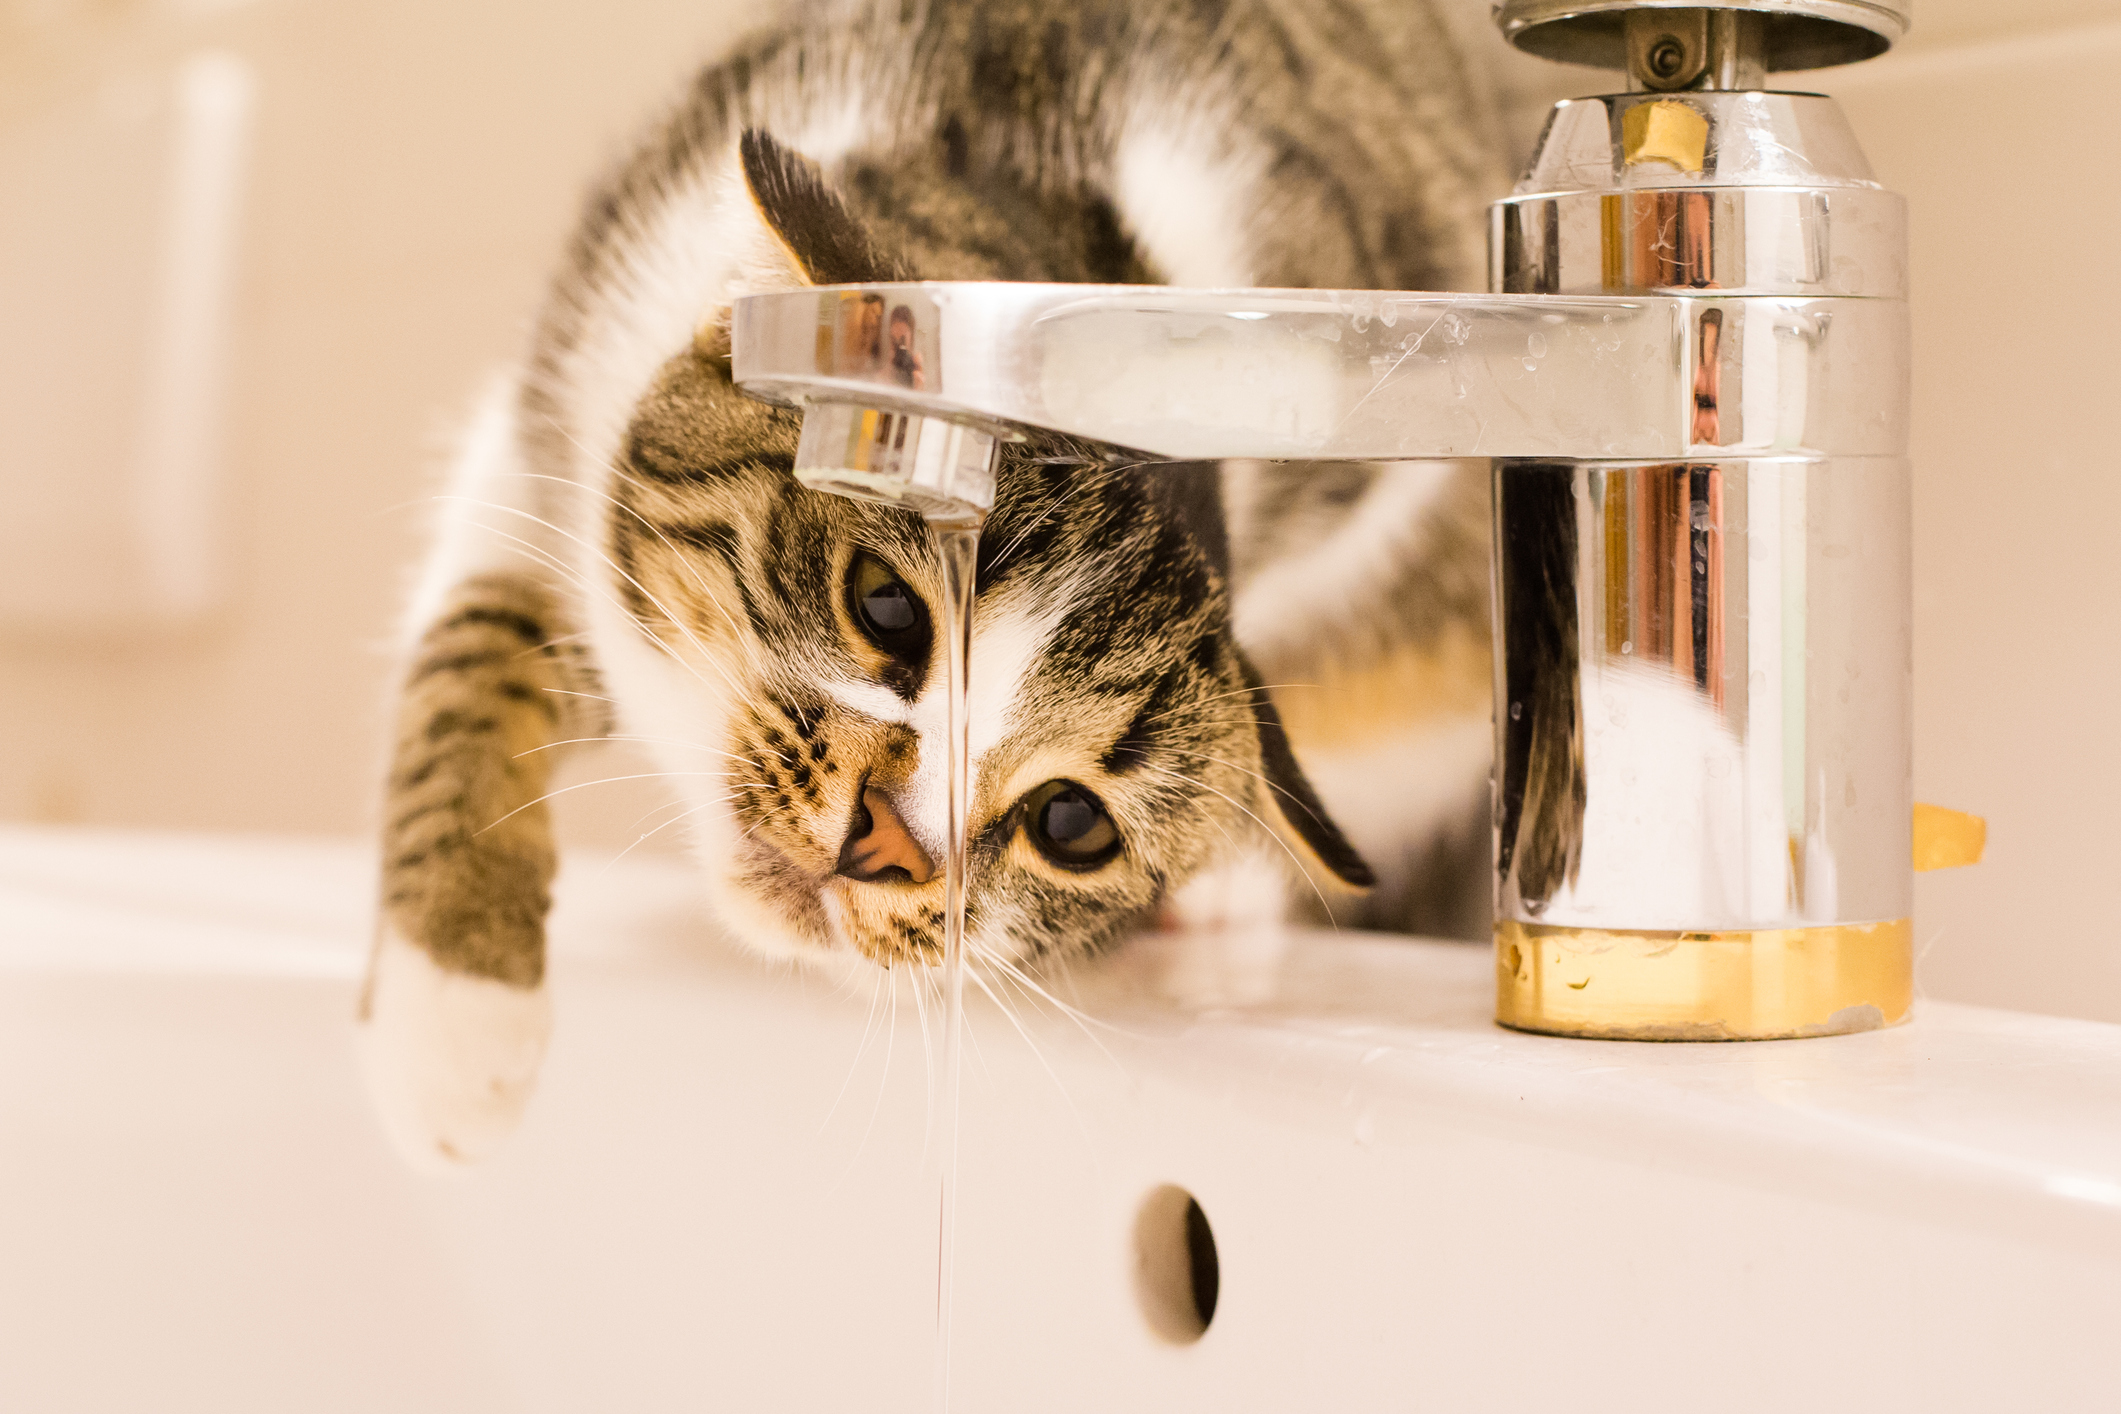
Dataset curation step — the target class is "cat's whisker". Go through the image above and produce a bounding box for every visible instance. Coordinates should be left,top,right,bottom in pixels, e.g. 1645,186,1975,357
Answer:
598,795,732,870
1160,744,1311,814
453,497,746,700
954,973,993,1080
624,791,709,837
500,461,757,667
513,629,595,657
977,945,1138,1054
472,770,734,837
440,493,752,704
442,514,731,712
963,965,1098,1145
832,970,901,1191
986,475,1090,571
1138,751,1280,883
514,732,755,767
1137,761,1341,929
906,962,939,1157
816,964,891,1139
1133,681,1323,727
541,686,617,704
735,796,803,844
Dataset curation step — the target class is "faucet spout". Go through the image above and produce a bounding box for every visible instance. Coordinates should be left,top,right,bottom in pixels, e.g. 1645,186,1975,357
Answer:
733,278,1899,472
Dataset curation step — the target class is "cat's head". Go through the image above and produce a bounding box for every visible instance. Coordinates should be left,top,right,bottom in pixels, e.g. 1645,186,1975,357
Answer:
592,130,1371,976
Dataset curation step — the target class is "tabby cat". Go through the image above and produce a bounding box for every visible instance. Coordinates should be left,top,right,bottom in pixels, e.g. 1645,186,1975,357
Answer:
362,0,1505,1166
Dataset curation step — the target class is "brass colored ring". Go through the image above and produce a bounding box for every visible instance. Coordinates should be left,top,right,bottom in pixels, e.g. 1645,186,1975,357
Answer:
1495,919,1913,1041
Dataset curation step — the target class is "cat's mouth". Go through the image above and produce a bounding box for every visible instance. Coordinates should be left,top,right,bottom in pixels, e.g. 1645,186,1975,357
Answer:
722,801,949,969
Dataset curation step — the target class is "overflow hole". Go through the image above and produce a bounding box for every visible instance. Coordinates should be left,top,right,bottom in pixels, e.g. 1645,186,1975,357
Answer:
1133,1184,1219,1343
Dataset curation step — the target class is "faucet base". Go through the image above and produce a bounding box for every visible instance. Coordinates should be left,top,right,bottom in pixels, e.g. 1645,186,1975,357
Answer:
1494,918,1911,1040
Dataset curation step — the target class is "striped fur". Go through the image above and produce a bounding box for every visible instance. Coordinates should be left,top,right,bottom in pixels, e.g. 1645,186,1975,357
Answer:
364,0,1503,1164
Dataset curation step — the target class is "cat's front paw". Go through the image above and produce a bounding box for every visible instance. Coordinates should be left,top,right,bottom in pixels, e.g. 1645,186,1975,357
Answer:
1149,851,1292,1007
359,930,552,1170
1159,849,1291,934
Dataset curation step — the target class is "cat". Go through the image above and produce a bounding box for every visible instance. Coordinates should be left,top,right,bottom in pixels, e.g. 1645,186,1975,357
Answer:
361,0,1506,1167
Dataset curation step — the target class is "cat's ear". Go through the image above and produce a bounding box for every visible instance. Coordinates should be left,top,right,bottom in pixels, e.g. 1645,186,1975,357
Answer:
1237,650,1377,890
738,128,900,285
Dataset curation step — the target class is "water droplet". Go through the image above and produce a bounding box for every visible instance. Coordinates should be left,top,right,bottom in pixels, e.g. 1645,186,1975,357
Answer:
1509,701,1523,720
1521,357,1539,372
1621,640,1633,654
1526,333,1548,358
1351,312,1371,333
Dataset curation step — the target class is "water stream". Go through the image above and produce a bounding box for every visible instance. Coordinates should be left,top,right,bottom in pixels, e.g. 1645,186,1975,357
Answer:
930,522,978,1413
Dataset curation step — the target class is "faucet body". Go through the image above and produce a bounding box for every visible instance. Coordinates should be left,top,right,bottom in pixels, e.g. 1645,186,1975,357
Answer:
732,1,1915,1039
1488,85,1910,1038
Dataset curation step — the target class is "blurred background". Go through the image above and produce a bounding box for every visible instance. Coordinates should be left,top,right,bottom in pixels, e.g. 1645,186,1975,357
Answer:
1,0,2115,1020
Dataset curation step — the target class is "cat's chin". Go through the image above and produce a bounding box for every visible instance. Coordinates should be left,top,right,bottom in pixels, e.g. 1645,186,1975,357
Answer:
700,862,879,984
704,867,978,987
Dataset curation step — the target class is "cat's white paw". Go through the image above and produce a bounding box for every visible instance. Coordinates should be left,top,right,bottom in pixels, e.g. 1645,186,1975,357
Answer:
1162,849,1291,934
359,930,552,1171
1151,851,1292,1007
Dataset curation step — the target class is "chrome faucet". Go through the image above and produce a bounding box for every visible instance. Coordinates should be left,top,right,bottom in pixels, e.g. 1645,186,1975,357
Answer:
732,1,1914,1041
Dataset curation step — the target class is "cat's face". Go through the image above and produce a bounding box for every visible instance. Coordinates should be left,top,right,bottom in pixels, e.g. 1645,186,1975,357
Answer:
562,128,1369,975
596,348,1367,976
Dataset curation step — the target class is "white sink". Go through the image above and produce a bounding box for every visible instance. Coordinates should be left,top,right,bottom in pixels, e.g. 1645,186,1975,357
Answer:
2,826,2116,1412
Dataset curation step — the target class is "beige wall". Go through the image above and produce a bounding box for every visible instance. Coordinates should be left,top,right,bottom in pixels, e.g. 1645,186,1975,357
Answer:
0,0,772,843
4,1,2117,1021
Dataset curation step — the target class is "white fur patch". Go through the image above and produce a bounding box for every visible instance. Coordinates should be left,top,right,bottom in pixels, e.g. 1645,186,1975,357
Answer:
1164,844,1291,934
1111,106,1259,287
552,87,884,508
1297,711,1491,881
1231,461,1461,663
895,582,1076,862
360,930,553,1171
1153,847,1293,1007
1547,663,1767,928
557,154,787,505
402,378,547,651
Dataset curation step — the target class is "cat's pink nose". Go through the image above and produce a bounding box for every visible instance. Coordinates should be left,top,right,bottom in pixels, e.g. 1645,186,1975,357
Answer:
834,786,934,885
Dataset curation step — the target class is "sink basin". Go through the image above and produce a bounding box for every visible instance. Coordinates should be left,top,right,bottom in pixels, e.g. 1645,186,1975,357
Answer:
2,826,2116,1411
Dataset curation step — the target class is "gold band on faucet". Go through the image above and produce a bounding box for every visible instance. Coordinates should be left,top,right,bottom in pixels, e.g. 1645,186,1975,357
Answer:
1495,918,1912,1040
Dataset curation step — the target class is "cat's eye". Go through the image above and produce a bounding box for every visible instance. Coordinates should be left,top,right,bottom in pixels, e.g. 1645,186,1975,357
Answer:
1022,780,1122,870
848,552,929,657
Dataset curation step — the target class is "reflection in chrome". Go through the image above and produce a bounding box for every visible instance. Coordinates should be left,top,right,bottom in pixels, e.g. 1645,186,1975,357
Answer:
735,286,1902,464
793,401,994,525
1494,457,1911,933
1493,94,1905,301
727,2,1918,1038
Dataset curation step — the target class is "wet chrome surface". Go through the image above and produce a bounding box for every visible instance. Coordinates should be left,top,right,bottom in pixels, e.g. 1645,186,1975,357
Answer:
1496,185,1906,298
1485,44,1912,948
1495,93,1905,299
733,285,1899,464
1513,92,1880,195
1492,455,1911,932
